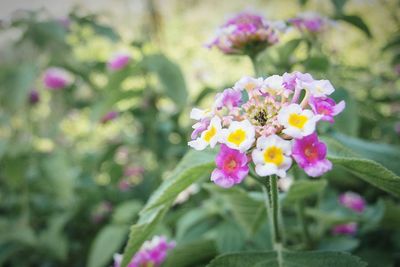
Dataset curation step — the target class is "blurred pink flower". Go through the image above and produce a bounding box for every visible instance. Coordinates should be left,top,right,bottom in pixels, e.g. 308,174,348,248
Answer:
43,67,73,90
332,222,358,235
339,191,366,213
207,12,280,55
214,88,242,110
107,53,131,71
289,12,330,33
91,201,113,224
114,236,175,267
28,89,40,105
101,111,118,124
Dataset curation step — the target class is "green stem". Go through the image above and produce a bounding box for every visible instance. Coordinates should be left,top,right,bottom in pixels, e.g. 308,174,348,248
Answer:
270,175,283,245
249,53,259,76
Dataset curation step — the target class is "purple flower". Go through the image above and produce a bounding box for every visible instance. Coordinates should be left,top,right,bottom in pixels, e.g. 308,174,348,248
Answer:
28,89,40,105
292,132,332,177
332,222,358,235
339,192,366,213
114,236,175,267
211,144,249,188
191,118,210,139
282,72,314,103
214,88,242,110
101,111,118,123
289,13,328,33
107,53,131,71
309,96,345,123
43,67,73,90
207,12,280,55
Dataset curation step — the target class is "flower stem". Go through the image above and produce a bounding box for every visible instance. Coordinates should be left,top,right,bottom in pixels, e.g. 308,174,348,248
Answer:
249,53,260,76
270,175,283,245
261,175,283,249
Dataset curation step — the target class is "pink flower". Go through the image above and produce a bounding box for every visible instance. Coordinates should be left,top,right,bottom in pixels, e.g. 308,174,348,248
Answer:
309,96,345,123
282,72,314,103
114,236,175,267
101,111,118,123
214,88,242,110
207,12,280,55
28,89,40,105
107,53,131,71
339,192,366,213
289,13,328,33
43,67,73,90
332,222,358,235
211,144,249,188
292,132,332,177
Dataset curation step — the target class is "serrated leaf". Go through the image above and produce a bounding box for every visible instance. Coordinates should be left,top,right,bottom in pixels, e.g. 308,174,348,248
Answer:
283,180,327,205
204,184,266,236
207,250,367,267
142,149,216,212
87,225,128,267
142,54,188,109
331,132,400,175
318,236,359,251
324,137,400,197
163,239,218,267
214,222,246,253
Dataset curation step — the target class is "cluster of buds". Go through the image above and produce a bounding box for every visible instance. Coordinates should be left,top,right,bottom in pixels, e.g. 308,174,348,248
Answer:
113,236,175,267
288,12,332,34
188,72,345,188
332,191,366,235
43,67,73,90
207,12,282,55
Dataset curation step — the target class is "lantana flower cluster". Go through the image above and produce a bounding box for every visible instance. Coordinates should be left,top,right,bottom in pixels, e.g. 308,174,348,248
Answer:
188,72,345,188
113,236,175,267
207,12,282,55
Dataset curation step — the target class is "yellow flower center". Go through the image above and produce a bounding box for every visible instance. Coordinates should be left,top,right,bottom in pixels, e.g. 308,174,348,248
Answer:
203,126,216,142
288,113,308,129
263,146,284,166
227,129,246,146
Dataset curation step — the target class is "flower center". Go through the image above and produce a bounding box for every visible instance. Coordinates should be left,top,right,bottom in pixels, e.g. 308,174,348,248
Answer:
203,126,216,142
253,109,268,126
223,158,238,172
288,113,308,129
227,129,246,146
304,145,318,161
263,146,284,165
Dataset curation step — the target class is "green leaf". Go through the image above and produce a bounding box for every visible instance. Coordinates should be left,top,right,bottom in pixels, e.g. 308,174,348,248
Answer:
324,137,400,197
303,56,330,72
278,38,302,64
121,150,215,267
142,149,215,212
142,54,188,109
207,250,367,267
318,236,359,251
204,184,266,236
88,225,128,267
331,132,400,175
338,15,372,38
214,222,246,253
163,239,218,267
111,201,142,225
283,180,327,205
